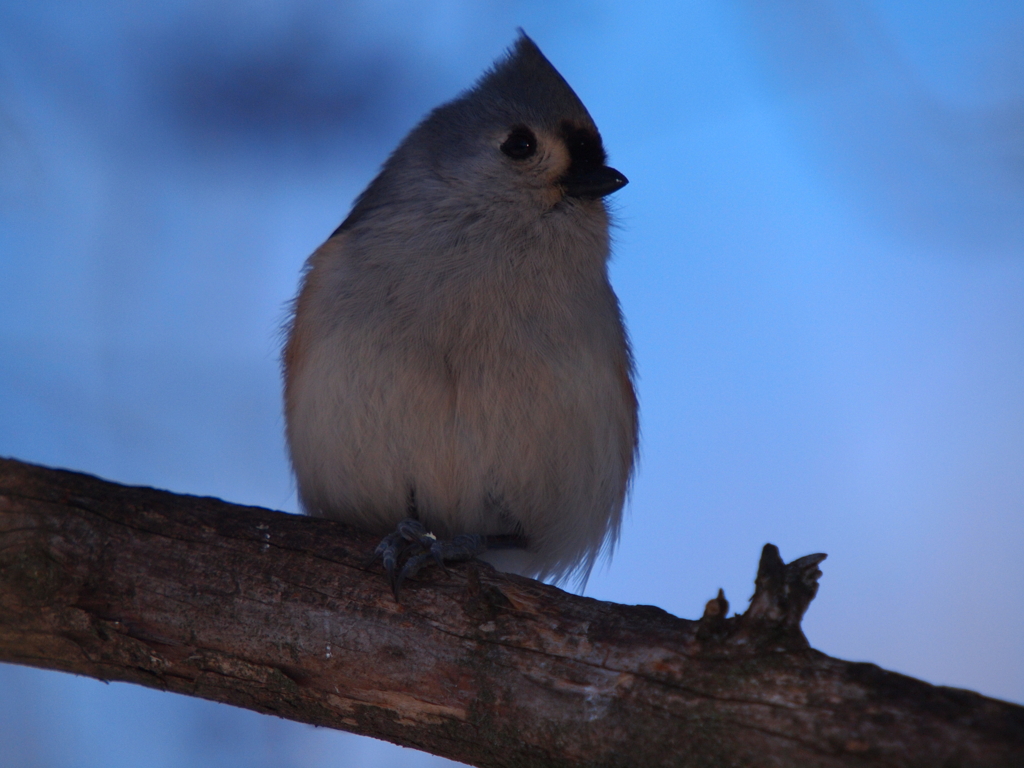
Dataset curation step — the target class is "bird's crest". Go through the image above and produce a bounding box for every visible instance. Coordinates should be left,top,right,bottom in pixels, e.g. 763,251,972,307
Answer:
465,31,596,132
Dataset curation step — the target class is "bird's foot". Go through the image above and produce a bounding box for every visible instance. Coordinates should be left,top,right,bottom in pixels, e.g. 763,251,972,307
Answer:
367,519,485,600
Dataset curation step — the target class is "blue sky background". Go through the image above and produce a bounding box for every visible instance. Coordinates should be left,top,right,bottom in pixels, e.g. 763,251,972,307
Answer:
1,1,1022,766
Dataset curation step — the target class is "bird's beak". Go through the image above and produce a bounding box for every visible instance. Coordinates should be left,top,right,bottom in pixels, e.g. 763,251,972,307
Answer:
561,166,629,199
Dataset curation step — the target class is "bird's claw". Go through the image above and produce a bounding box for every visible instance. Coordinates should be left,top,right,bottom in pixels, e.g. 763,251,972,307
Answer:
368,519,485,600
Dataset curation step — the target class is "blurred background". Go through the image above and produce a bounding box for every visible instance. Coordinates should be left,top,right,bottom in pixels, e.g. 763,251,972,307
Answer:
1,1,1021,766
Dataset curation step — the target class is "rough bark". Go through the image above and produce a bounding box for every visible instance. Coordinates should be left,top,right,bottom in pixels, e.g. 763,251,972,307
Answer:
0,457,1021,767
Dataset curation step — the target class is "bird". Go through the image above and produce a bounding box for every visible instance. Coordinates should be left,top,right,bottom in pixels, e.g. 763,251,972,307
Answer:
283,32,637,595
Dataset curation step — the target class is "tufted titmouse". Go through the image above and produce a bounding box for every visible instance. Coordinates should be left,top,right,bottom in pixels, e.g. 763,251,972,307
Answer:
283,33,637,592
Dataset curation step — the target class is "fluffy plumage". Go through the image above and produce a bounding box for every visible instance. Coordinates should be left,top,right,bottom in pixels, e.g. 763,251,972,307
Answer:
284,33,637,585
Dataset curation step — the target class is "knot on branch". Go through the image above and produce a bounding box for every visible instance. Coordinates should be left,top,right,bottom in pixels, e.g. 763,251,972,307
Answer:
698,544,827,652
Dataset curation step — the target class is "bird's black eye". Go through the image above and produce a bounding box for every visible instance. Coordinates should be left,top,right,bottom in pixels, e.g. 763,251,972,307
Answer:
501,126,537,160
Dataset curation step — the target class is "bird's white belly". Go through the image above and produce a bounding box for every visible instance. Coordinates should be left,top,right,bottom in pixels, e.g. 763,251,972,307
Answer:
287,319,626,572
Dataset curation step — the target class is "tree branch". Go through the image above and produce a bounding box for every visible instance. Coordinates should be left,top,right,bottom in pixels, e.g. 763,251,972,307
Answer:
1,457,1021,767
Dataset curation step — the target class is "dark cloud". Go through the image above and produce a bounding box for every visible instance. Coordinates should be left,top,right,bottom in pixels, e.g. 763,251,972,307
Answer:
144,18,427,159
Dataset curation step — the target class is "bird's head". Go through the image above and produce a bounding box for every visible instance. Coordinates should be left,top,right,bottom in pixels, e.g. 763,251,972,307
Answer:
424,32,628,213
338,32,627,237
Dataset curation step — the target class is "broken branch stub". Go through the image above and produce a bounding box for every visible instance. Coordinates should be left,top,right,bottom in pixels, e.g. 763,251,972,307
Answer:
695,543,826,652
